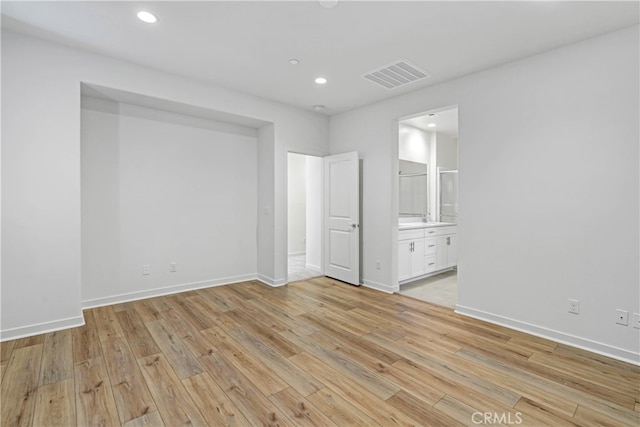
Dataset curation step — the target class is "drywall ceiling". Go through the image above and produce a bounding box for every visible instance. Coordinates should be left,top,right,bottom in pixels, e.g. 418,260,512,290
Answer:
2,1,638,115
403,107,458,138
81,83,270,129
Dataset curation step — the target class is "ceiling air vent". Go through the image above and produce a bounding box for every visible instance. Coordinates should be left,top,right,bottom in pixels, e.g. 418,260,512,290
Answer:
362,59,431,90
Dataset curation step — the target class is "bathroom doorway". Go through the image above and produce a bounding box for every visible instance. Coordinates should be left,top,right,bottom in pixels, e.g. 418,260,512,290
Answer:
397,106,459,308
287,152,322,282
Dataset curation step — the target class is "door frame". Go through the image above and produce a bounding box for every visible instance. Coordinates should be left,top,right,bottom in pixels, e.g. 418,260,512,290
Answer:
285,151,325,284
394,104,459,290
285,150,361,285
322,151,360,285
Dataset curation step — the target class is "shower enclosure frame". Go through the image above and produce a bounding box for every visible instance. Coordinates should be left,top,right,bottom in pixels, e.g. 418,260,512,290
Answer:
437,168,458,223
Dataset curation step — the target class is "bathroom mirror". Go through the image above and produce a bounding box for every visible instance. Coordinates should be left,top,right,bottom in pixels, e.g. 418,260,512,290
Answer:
399,159,428,217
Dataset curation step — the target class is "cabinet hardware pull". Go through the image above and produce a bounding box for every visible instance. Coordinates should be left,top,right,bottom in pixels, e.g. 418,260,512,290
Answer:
428,262,435,266
446,237,451,245
428,245,435,248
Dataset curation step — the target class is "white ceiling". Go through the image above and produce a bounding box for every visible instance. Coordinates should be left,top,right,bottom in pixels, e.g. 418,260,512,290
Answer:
403,107,458,138
2,1,638,115
81,83,270,128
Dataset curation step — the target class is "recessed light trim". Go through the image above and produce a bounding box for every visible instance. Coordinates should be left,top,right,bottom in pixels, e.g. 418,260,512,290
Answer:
313,105,326,111
315,77,327,85
289,59,299,65
427,123,436,128
137,11,158,24
319,0,338,9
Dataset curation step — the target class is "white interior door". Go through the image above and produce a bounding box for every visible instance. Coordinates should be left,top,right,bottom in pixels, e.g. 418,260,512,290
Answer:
323,151,359,285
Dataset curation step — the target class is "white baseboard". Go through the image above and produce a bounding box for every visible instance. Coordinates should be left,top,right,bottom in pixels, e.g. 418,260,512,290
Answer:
362,279,398,294
0,315,85,342
82,274,257,309
287,251,306,256
455,305,640,366
2,273,277,341
257,274,287,287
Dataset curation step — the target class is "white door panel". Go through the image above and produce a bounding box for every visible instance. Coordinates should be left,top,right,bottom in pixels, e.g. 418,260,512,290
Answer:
329,162,351,218
329,230,351,269
323,152,359,285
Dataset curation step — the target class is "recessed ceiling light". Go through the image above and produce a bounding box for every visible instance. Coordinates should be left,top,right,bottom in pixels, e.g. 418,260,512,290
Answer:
313,105,326,111
137,11,158,24
428,113,436,117
289,59,299,65
427,123,436,128
315,77,327,85
319,0,338,9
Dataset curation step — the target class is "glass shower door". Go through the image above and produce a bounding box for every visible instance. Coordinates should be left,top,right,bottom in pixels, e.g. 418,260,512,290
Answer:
439,170,458,223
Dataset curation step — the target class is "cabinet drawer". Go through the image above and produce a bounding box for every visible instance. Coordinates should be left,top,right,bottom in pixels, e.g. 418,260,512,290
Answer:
399,229,424,240
424,227,438,237
425,255,437,272
435,226,457,236
424,238,437,255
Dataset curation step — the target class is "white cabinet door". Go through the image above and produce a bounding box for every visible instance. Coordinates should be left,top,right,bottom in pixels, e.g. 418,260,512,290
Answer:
436,233,458,269
446,234,458,268
411,238,425,277
435,235,449,270
398,240,412,282
399,237,425,281
400,227,456,282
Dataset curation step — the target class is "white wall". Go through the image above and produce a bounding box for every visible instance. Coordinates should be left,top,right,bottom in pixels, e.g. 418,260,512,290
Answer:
330,26,640,363
81,98,257,306
257,124,276,284
1,30,329,340
399,124,430,164
305,156,323,272
287,153,307,255
436,133,458,171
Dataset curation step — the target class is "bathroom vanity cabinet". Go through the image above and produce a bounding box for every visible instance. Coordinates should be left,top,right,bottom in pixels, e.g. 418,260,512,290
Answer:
399,223,457,284
398,229,426,282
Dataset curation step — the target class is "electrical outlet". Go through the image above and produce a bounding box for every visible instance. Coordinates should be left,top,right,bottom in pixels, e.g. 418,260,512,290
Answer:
169,262,177,273
142,264,150,275
615,309,628,326
568,299,580,314
632,313,640,329
376,260,381,270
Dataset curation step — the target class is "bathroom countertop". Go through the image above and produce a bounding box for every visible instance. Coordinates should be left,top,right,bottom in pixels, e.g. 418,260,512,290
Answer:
399,221,456,230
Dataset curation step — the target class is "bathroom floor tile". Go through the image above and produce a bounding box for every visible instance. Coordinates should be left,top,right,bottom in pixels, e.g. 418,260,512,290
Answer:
398,270,457,309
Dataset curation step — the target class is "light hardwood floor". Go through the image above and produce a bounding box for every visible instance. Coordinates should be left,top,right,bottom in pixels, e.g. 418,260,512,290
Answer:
1,277,639,426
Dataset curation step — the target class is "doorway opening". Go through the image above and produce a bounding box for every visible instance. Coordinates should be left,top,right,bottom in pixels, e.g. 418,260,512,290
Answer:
287,152,322,282
397,106,459,308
